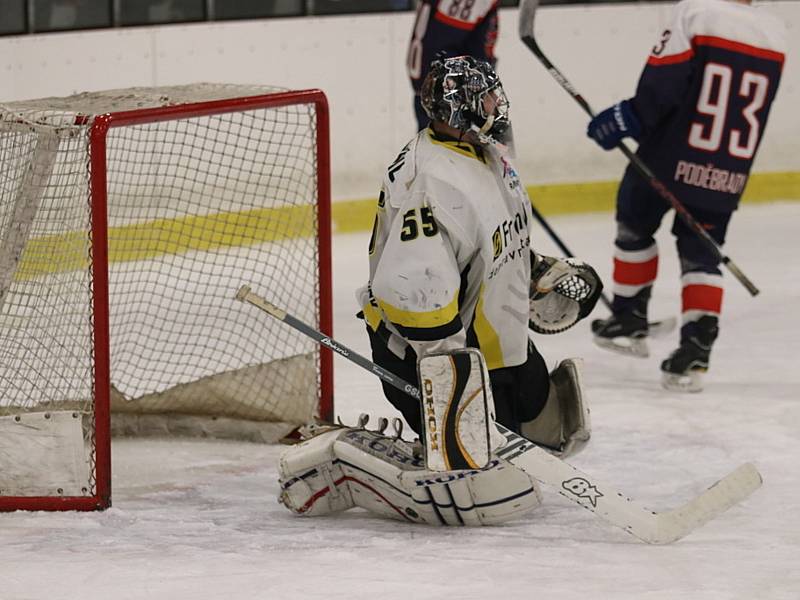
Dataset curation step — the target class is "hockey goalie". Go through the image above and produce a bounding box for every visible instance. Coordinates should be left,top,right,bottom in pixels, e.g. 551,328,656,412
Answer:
278,55,603,525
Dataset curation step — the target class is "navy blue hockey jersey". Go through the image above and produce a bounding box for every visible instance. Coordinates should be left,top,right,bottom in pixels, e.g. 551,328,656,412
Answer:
629,0,786,211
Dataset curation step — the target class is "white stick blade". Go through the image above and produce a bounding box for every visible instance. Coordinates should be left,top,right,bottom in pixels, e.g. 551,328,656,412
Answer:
653,463,763,544
496,424,762,544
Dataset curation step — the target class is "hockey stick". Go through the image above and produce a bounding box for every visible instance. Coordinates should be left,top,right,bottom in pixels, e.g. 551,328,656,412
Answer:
528,200,676,337
235,284,762,544
518,0,759,297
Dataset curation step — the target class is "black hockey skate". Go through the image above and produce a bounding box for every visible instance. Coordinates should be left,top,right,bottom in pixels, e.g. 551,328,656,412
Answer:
591,311,649,358
660,316,718,393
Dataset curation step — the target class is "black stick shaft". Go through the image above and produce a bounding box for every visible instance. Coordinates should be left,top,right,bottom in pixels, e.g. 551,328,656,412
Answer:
235,285,421,401
528,200,613,311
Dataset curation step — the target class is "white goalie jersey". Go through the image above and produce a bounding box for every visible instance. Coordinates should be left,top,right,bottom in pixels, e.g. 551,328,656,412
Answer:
357,128,534,370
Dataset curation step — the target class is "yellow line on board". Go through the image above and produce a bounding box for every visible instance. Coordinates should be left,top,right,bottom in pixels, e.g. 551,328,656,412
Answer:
331,171,800,232
16,204,315,279
11,171,798,280
744,171,800,204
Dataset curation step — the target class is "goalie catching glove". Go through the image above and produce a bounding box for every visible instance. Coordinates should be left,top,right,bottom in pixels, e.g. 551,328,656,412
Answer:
529,253,603,335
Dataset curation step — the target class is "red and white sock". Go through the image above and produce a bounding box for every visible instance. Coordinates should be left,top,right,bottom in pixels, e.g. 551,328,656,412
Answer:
681,271,723,324
612,243,658,300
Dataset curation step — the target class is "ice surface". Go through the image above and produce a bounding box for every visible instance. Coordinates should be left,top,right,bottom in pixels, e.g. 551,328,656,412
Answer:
2,202,799,600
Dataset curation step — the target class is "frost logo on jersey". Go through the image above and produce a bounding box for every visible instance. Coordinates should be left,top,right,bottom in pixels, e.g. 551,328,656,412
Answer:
492,229,503,259
500,156,520,190
562,477,603,507
489,209,530,275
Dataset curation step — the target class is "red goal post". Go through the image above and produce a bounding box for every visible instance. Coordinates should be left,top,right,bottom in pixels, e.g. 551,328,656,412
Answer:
0,84,333,511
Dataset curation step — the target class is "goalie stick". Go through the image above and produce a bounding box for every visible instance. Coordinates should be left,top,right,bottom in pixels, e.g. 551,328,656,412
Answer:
235,284,762,544
518,0,759,297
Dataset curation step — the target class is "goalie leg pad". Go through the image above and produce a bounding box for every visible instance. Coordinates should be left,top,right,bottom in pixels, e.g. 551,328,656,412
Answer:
279,426,542,526
278,428,355,516
521,358,591,458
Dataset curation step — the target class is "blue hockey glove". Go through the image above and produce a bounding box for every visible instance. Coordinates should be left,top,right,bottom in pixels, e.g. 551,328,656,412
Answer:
586,100,641,150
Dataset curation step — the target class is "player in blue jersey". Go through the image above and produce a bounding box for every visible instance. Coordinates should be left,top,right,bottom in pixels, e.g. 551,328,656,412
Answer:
407,0,499,131
586,0,786,392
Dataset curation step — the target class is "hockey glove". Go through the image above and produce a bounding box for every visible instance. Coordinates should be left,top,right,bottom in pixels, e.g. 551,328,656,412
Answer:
529,254,603,335
587,100,642,150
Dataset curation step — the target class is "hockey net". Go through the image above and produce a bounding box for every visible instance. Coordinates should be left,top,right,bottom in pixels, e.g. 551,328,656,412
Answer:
0,84,332,510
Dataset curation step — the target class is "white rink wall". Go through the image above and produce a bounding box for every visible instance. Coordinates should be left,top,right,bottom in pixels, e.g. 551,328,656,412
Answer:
2,2,798,201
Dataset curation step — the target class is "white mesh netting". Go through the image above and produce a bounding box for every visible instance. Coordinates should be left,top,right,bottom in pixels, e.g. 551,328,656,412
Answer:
0,84,328,499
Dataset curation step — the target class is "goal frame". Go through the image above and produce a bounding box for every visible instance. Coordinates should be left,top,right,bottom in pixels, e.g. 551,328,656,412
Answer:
0,88,333,512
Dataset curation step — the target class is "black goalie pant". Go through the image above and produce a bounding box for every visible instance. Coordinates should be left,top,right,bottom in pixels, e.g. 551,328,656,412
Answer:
366,326,550,436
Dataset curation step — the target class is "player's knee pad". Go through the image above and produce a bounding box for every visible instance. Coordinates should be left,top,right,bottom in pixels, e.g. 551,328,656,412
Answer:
279,425,541,526
521,357,591,458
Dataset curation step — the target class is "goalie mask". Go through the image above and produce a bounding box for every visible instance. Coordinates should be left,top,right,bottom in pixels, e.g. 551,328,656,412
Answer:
421,55,511,145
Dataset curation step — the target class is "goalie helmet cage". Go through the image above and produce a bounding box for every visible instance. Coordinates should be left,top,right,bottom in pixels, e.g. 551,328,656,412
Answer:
0,84,332,511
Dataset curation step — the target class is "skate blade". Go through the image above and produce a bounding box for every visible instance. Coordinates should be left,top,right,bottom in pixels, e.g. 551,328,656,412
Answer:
661,370,704,393
593,334,649,358
648,316,678,339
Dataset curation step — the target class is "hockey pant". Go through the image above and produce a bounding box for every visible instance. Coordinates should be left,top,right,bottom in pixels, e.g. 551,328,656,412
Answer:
612,170,731,328
279,427,542,526
366,323,549,436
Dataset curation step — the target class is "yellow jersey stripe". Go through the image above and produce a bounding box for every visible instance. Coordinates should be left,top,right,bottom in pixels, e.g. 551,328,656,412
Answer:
376,293,459,329
361,302,383,332
426,129,486,163
472,286,504,369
